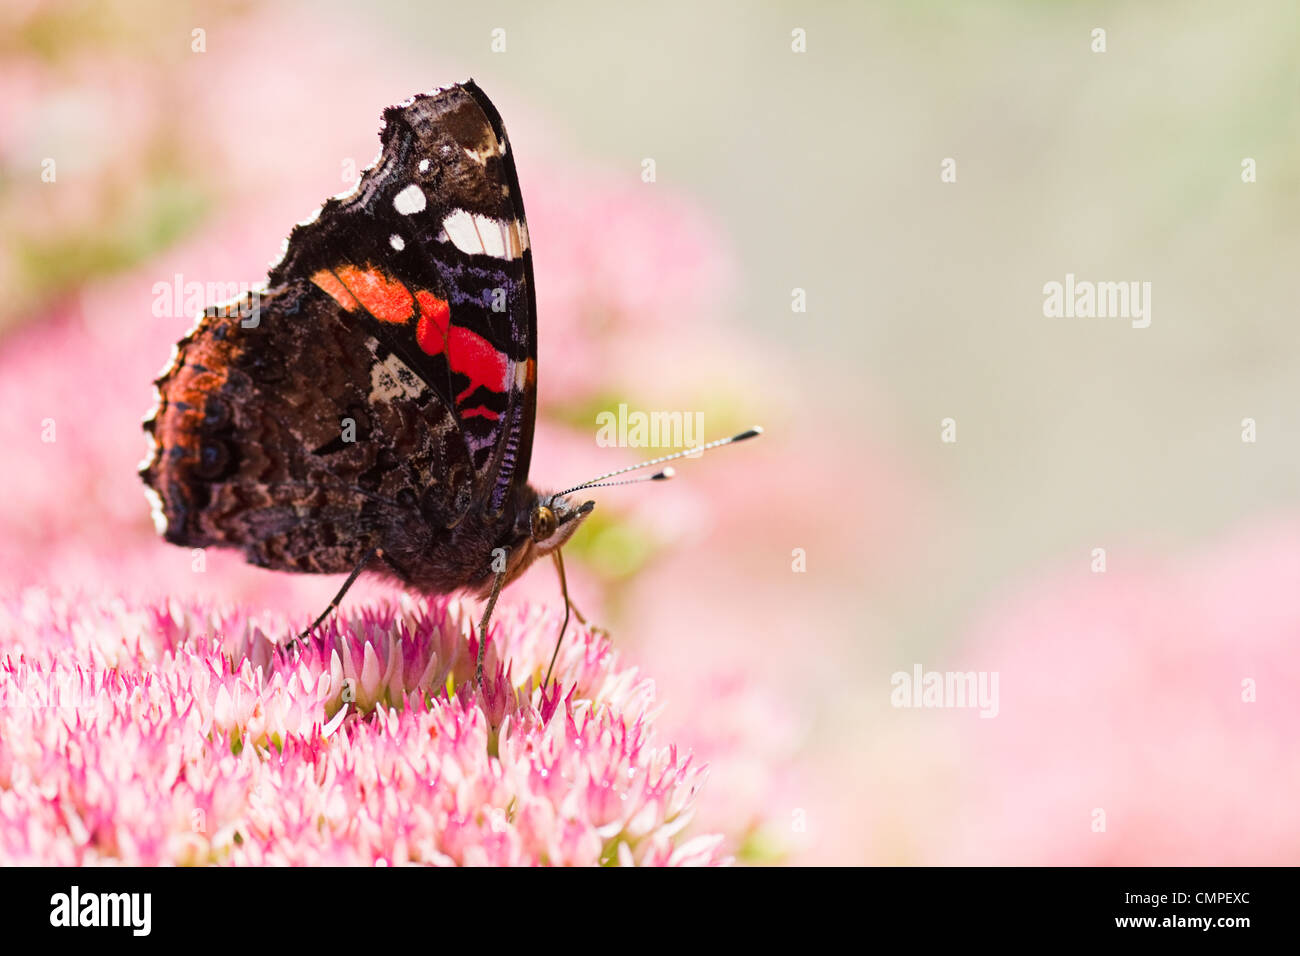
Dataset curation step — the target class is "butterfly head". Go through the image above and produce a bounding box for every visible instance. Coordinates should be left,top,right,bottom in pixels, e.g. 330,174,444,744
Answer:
528,494,594,555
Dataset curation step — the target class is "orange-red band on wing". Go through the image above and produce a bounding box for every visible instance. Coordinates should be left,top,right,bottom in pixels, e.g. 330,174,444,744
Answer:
336,265,414,324
311,270,360,311
311,273,509,419
414,290,509,403
415,290,452,352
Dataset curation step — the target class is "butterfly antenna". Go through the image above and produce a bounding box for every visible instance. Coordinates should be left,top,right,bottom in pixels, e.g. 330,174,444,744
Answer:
556,426,763,497
570,467,676,491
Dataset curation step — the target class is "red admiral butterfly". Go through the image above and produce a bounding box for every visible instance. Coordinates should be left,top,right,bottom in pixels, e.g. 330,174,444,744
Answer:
141,81,759,687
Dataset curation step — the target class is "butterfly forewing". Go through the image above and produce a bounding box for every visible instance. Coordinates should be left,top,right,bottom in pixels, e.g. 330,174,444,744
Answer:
141,82,539,586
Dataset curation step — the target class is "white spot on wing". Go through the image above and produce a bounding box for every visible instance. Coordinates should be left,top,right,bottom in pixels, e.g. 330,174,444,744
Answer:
370,351,426,402
389,234,405,251
443,209,484,255
418,159,430,173
479,219,505,257
442,209,525,260
393,183,426,215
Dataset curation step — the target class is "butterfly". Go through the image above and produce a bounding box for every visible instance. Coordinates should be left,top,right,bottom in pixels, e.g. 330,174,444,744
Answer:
140,81,759,687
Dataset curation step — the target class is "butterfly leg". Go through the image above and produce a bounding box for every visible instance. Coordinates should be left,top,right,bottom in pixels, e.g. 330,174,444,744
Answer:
543,549,580,688
288,547,383,652
474,566,507,688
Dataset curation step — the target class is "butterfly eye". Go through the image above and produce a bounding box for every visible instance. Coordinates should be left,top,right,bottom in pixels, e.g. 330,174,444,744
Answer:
530,505,558,542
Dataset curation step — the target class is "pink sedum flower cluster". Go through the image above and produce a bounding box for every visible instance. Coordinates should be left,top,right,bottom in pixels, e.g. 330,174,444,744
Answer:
0,591,725,866
0,0,810,864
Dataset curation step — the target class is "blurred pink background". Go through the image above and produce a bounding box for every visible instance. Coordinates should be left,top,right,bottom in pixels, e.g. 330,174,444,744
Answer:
1,0,1297,863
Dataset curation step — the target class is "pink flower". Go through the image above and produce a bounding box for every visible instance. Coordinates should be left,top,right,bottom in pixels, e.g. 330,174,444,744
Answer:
0,2,823,863
0,590,727,865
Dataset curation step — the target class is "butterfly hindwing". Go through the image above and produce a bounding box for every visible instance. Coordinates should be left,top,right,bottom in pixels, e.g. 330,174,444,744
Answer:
142,285,475,574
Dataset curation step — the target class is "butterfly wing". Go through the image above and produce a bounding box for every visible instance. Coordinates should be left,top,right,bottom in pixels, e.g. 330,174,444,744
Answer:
141,82,538,581
268,82,538,512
